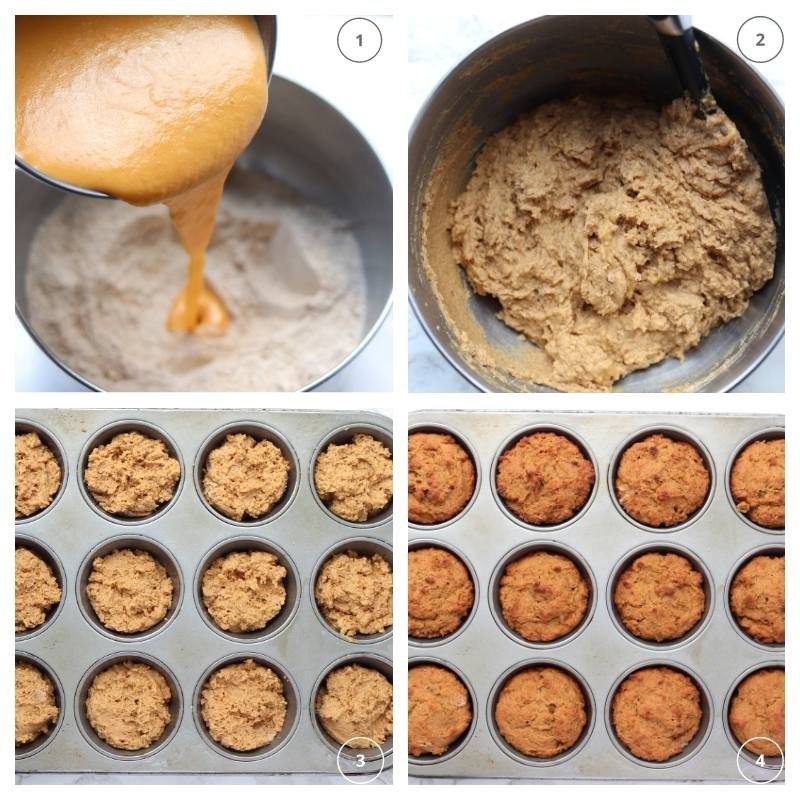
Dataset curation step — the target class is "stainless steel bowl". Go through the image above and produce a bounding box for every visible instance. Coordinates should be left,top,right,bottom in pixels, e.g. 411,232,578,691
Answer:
409,15,784,393
16,74,392,391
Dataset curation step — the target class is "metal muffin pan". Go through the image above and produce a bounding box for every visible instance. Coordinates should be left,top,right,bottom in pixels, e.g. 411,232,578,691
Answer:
15,408,393,775
408,411,784,782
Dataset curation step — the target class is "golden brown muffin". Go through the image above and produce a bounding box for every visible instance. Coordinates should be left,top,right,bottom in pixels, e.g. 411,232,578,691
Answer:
315,551,393,637
615,434,709,527
202,550,287,633
86,548,173,634
15,662,59,746
408,432,475,524
408,665,472,757
15,547,62,633
730,555,784,645
729,668,784,756
495,666,586,758
408,547,474,639
202,433,289,521
15,431,62,519
314,434,393,522
200,659,287,751
496,432,594,525
84,431,180,517
499,551,588,642
316,664,393,748
612,666,702,762
613,552,705,642
730,439,785,528
86,661,171,750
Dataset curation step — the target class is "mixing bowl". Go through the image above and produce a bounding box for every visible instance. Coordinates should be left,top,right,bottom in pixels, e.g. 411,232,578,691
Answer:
409,15,784,392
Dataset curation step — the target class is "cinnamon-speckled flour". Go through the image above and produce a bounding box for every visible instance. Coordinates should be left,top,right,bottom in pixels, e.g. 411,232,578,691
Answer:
26,171,366,391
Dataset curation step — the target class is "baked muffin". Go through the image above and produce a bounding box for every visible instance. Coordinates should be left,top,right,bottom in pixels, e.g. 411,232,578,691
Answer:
612,666,702,762
84,431,180,517
316,664,393,748
408,432,475,524
86,661,171,750
87,548,173,634
15,431,62,519
499,551,588,642
408,547,474,639
408,665,472,757
613,552,705,642
730,438,784,528
496,432,594,525
15,662,59,746
730,555,784,645
15,547,62,632
729,668,784,757
495,666,587,757
314,434,393,522
615,434,709,527
202,550,287,633
202,433,289,521
315,551,393,636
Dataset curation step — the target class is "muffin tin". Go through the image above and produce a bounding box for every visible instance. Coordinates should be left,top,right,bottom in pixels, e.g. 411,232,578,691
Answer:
15,409,393,776
408,411,784,783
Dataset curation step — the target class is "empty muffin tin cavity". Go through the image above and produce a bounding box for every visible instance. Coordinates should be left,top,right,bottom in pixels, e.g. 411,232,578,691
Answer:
193,652,300,761
607,542,714,650
609,425,716,533
491,424,599,532
311,536,393,644
194,421,300,526
15,419,68,523
725,427,785,534
408,423,481,530
74,651,183,761
195,535,301,643
310,422,394,528
15,652,65,759
78,420,185,525
604,661,713,769
15,533,67,640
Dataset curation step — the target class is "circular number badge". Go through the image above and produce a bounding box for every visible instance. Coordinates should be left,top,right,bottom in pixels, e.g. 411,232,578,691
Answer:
737,17,783,63
336,737,386,784
337,18,383,63
736,737,784,784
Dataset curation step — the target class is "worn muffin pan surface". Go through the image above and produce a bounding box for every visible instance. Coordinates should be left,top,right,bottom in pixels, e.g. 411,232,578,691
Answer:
408,411,784,783
15,408,393,776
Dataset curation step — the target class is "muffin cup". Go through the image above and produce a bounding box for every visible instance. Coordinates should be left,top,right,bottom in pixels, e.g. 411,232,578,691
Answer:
15,652,65,759
724,544,785,652
310,652,393,762
192,652,300,761
408,423,481,530
310,422,394,528
491,423,599,532
487,658,595,767
489,540,596,649
311,536,393,644
604,661,713,769
722,661,785,770
408,539,478,647
608,425,716,533
15,533,67,640
724,427,785,534
78,420,184,525
75,651,183,760
408,656,478,766
194,535,301,643
194,421,300,526
607,542,715,651
76,534,183,642
15,419,68,523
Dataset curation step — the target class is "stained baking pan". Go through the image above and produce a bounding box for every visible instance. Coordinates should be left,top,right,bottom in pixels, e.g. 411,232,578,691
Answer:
408,410,783,782
15,408,393,777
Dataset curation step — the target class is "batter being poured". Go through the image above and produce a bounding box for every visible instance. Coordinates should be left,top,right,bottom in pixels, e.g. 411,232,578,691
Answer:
15,15,268,335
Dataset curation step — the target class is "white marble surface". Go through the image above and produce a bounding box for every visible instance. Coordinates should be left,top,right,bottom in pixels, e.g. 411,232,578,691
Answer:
408,13,785,394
